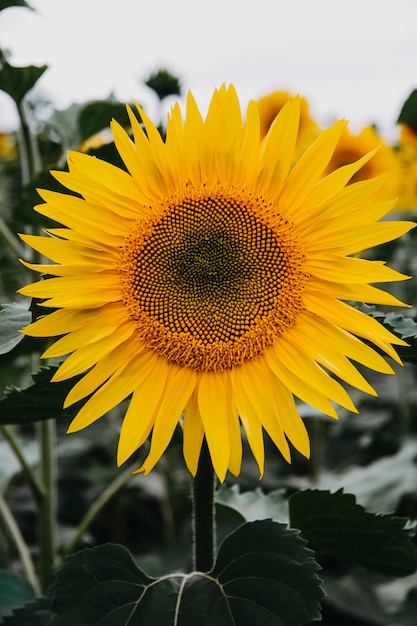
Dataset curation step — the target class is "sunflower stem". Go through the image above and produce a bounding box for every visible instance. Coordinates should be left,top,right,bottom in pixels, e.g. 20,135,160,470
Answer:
0,425,44,505
0,491,41,595
37,419,57,592
60,463,135,563
192,440,216,572
16,99,41,186
0,215,27,258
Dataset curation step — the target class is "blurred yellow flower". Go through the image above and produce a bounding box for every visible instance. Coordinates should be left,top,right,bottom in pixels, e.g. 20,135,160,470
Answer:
323,125,400,201
78,127,114,153
399,124,417,150
395,124,417,211
256,90,320,154
19,86,413,481
0,131,17,161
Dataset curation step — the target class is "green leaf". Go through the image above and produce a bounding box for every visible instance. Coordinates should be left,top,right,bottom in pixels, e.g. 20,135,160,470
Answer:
0,303,31,355
1,596,52,625
371,311,417,365
211,520,323,625
0,570,35,620
0,58,47,104
289,489,417,577
0,366,84,426
216,484,289,523
49,522,324,625
77,99,136,143
0,0,32,10
397,89,417,133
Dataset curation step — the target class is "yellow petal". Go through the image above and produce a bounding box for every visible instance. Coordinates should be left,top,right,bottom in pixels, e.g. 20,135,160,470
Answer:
256,97,300,197
279,120,347,213
269,377,311,459
263,348,338,418
67,350,159,431
230,367,265,476
198,371,230,482
274,333,357,411
303,292,406,362
288,313,377,395
52,322,135,381
139,365,197,474
117,357,168,465
182,391,204,476
64,338,144,407
238,360,292,462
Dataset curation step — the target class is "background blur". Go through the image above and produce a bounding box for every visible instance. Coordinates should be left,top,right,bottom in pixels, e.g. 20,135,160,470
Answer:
1,0,416,137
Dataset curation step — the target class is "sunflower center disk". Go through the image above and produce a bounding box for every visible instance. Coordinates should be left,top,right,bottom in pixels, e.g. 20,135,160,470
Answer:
120,187,308,371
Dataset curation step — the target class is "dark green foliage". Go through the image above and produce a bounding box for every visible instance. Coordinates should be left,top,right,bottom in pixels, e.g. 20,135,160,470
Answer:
0,304,30,355
47,522,323,625
397,89,417,133
372,311,417,365
0,57,47,104
216,483,288,522
289,489,417,577
145,68,181,101
0,570,36,621
1,597,52,625
0,0,32,11
77,99,138,143
0,366,84,425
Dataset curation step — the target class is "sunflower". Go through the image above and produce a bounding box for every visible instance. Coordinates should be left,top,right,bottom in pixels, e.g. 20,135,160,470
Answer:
395,123,417,211
0,131,17,161
256,90,320,153
323,124,400,201
19,86,413,481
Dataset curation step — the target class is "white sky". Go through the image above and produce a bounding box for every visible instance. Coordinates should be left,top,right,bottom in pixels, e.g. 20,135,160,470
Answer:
1,0,416,140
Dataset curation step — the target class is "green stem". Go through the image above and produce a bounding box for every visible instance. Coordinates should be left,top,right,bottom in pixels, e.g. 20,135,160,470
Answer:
192,440,216,572
60,464,135,563
16,100,32,186
37,420,56,592
0,491,41,595
16,99,41,185
0,215,27,258
0,425,44,504
309,419,325,485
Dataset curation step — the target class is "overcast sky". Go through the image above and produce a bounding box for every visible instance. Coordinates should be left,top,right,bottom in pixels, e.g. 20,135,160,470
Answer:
1,0,416,140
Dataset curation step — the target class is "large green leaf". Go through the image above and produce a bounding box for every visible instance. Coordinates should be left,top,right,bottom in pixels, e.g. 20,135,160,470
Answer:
0,366,84,426
77,99,136,143
289,489,417,577
216,483,289,523
0,59,47,104
48,521,323,625
0,570,35,620
0,0,32,10
371,311,417,365
0,303,31,355
1,597,52,625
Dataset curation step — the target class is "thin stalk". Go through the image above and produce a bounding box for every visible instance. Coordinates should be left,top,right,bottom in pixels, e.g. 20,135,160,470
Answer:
0,215,27,258
0,425,44,504
309,419,325,485
192,440,216,572
16,100,41,185
15,101,32,186
37,419,56,592
60,464,135,563
0,491,41,595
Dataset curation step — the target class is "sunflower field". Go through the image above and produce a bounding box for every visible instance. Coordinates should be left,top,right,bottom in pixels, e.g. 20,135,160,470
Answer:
1,2,417,624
